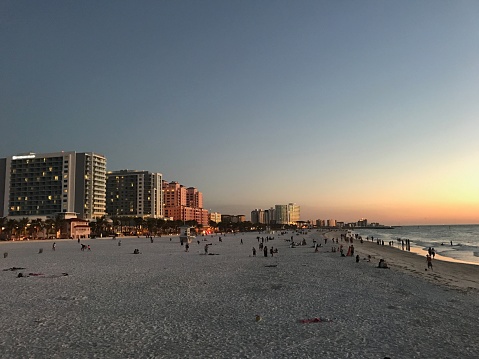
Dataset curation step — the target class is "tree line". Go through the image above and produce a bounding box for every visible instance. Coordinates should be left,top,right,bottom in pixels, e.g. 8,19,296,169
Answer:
0,216,301,241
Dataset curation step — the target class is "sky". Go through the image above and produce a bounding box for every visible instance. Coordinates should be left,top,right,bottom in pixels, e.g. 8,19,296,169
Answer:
1,1,479,225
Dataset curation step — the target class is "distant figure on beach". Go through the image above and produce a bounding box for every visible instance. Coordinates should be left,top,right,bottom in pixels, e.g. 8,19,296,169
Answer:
270,247,274,257
264,246,268,257
356,255,360,263
78,238,80,243
241,238,243,244
185,243,189,252
87,245,91,251
450,240,453,246
118,239,121,246
252,247,256,256
52,242,56,251
204,244,209,254
426,254,433,270
431,248,435,258
378,259,389,268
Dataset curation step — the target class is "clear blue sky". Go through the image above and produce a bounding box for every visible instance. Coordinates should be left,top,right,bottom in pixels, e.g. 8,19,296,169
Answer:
2,1,479,225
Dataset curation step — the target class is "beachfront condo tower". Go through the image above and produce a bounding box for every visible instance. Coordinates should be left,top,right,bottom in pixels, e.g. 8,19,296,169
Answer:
162,181,209,226
106,170,164,218
251,209,266,224
274,203,301,225
0,151,107,220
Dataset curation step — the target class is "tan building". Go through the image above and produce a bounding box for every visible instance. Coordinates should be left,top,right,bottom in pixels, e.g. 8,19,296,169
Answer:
66,218,91,239
209,212,221,224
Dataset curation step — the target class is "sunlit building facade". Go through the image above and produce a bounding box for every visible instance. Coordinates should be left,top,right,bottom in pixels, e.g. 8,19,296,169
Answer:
209,212,221,224
162,181,208,226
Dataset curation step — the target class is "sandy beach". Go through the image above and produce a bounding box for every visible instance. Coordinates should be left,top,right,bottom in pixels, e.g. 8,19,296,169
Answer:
1,231,479,358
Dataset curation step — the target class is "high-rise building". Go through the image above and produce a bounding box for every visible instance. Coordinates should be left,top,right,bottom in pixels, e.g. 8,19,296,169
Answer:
274,203,300,225
288,203,300,224
275,205,288,224
264,207,275,225
106,170,163,218
209,212,221,224
186,187,203,208
251,209,265,224
0,151,106,220
327,219,337,227
162,181,208,226
357,218,368,227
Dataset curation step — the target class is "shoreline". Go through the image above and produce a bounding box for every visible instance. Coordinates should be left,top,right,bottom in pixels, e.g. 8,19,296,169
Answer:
352,237,479,291
315,230,479,292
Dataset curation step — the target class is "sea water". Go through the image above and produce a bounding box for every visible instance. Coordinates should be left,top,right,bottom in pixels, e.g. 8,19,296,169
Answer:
354,225,479,264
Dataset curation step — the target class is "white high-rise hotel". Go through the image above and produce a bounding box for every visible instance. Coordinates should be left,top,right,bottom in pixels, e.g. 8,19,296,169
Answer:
0,151,107,220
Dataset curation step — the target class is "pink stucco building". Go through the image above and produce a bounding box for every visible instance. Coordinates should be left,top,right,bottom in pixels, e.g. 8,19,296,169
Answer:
162,181,208,226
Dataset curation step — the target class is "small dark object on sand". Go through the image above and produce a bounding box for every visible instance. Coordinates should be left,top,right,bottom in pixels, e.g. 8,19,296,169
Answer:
3,267,26,271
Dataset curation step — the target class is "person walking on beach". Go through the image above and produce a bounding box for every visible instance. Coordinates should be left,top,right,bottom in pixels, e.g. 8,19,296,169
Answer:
426,254,433,270
252,247,256,256
52,242,56,251
204,244,209,255
264,246,268,257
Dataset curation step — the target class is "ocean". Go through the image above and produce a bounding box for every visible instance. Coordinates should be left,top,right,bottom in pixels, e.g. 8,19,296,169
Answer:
354,225,479,264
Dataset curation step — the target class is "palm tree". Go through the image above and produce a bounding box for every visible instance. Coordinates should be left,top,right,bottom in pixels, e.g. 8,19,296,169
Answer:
146,218,157,235
5,219,18,240
54,214,66,239
156,218,166,235
0,217,6,240
44,218,55,239
111,216,120,235
94,216,108,237
134,217,145,235
28,218,44,239
18,217,30,239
